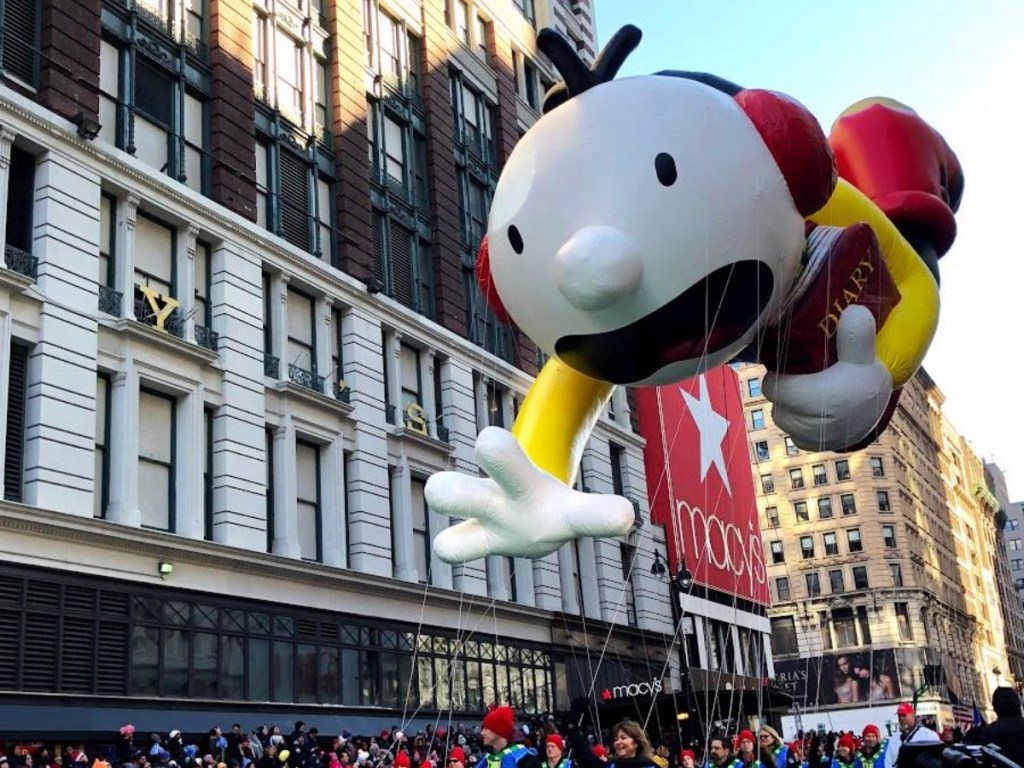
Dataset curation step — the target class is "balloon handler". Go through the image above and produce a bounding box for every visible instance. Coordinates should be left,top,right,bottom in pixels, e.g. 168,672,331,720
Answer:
426,24,963,564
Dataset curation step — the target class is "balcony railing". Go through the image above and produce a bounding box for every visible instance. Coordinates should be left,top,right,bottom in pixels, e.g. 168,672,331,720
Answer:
333,380,351,403
134,295,183,338
288,364,324,393
194,325,219,352
264,353,280,378
97,284,123,317
629,497,643,529
4,245,38,280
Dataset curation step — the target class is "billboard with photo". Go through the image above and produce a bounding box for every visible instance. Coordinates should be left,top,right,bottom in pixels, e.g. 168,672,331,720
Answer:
773,648,903,707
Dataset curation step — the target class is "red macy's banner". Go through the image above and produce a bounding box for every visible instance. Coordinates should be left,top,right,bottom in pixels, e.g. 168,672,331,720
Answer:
634,366,770,606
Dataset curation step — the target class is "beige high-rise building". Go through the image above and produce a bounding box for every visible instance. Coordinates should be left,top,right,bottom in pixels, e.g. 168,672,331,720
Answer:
985,462,1024,684
735,363,1011,734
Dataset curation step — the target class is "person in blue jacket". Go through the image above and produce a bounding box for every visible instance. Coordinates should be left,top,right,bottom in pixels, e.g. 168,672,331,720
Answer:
475,707,540,768
857,726,885,768
757,727,788,768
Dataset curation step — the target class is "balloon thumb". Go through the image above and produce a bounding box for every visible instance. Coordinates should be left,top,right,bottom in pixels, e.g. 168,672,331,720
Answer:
835,305,877,366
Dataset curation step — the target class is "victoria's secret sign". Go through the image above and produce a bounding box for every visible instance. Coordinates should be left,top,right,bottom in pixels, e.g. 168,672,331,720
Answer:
635,368,770,606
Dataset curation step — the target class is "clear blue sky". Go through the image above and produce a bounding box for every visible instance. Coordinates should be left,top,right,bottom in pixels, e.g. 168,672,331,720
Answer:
595,1,1024,499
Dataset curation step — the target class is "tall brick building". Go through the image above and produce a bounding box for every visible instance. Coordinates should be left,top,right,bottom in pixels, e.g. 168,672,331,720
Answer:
736,363,1013,734
0,0,680,736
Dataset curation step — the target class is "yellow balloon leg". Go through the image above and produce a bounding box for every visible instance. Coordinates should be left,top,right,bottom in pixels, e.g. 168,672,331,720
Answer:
512,357,614,485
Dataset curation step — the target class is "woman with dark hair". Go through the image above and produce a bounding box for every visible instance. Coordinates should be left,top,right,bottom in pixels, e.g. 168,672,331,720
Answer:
567,719,657,768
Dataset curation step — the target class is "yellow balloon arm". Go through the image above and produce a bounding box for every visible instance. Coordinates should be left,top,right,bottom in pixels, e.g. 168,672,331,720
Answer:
809,178,940,387
512,358,615,485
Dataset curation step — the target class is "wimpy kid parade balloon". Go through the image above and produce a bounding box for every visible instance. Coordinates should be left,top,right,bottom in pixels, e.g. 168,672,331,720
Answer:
427,26,963,564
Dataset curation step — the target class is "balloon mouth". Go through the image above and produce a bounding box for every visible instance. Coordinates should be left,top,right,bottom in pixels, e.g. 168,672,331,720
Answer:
554,260,774,384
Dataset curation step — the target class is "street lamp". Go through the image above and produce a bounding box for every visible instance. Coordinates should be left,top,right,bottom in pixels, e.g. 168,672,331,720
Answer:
674,560,694,592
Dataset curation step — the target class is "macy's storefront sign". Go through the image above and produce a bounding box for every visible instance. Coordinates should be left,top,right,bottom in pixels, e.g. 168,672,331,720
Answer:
602,679,663,700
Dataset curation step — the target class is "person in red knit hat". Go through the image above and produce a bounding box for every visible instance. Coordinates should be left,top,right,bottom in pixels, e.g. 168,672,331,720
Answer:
858,725,886,768
735,732,756,768
831,735,856,768
477,706,540,768
679,751,696,768
542,735,569,768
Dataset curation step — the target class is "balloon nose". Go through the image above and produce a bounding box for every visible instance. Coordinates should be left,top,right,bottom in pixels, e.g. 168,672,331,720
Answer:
555,226,643,311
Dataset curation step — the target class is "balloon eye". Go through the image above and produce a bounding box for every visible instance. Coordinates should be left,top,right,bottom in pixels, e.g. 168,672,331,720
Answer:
508,225,524,254
655,152,677,186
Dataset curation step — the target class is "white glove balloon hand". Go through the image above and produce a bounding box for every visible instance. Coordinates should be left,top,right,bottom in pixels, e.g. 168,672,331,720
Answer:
427,427,634,563
763,305,893,452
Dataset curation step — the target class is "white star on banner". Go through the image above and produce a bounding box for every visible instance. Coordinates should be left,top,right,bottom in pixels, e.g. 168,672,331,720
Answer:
680,375,733,496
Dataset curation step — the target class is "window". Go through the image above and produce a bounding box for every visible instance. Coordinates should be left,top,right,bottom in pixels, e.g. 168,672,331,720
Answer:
1016,578,1024,589
1012,559,1023,571
770,541,784,564
890,563,904,587
870,456,885,477
253,11,269,97
257,139,335,259
265,427,275,553
789,468,804,490
2,0,41,86
522,58,539,109
818,496,833,519
98,38,209,193
513,0,536,26
895,602,913,640
193,241,215,346
475,14,489,60
296,441,322,562
330,308,345,398
813,464,828,486
98,192,117,293
453,0,469,45
747,378,761,398
775,577,791,601
794,501,809,522
411,478,430,584
203,408,214,541
286,289,318,387
841,493,857,515
619,543,637,626
877,490,891,512
765,506,779,528
485,381,505,428
800,536,814,559
400,344,423,423
882,525,896,549
847,529,863,553
1011,539,1023,551
367,101,433,316
823,532,838,556
139,389,176,531
133,212,181,335
95,375,112,519
610,444,625,496
5,147,35,271
1009,519,1020,531
454,77,510,361
750,409,765,430
377,10,401,78
835,459,851,481
760,474,775,494
754,440,769,461
785,436,799,456
805,572,821,597
829,569,845,594
853,566,869,590
3,343,30,503
770,617,797,655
